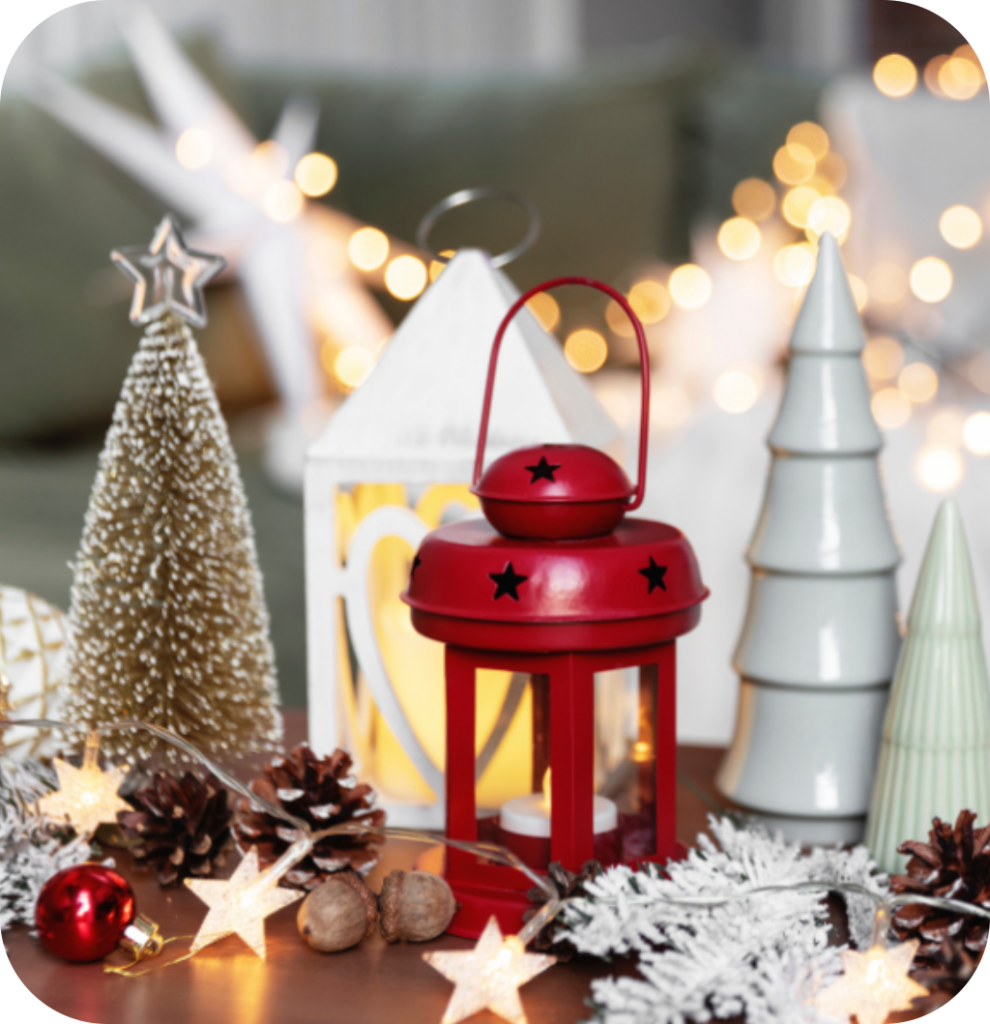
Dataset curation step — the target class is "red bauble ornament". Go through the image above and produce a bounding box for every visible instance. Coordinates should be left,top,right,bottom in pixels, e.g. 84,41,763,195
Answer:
35,864,136,962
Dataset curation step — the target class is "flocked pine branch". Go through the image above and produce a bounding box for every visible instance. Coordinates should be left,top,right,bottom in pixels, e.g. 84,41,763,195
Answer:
0,760,93,929
559,816,889,1024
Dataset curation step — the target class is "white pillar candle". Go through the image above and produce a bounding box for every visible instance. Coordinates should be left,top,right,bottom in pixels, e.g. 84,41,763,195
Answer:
500,792,618,838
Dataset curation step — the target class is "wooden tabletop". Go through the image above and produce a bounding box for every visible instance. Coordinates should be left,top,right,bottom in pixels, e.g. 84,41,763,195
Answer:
2,712,728,1024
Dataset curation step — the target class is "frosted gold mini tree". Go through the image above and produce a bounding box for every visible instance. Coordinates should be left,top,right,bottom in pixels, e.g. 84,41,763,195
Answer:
63,216,282,766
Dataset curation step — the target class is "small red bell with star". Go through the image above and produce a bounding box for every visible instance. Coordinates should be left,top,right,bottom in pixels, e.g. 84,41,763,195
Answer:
404,277,708,938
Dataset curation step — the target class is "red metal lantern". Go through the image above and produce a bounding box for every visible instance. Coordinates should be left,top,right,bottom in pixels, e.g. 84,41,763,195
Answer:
404,277,708,938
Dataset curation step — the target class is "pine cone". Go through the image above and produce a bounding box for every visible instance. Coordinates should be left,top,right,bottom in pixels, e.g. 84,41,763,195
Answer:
118,770,232,886
905,936,983,1015
524,859,601,958
890,809,990,959
235,745,385,890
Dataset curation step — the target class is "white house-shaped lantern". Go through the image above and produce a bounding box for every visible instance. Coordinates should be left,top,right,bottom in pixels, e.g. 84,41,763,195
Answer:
305,250,619,827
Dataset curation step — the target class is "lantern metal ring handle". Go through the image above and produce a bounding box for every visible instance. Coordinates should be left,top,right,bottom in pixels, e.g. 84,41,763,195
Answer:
416,187,541,269
472,277,650,512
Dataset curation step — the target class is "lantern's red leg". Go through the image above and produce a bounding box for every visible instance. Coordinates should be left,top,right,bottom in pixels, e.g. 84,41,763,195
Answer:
445,646,478,883
655,642,677,860
549,654,595,871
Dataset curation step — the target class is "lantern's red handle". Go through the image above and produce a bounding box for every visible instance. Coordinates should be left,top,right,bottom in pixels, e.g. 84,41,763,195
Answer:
472,276,650,511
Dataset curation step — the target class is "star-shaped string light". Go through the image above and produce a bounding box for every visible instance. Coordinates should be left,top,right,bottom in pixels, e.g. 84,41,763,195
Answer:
814,941,928,1024
424,916,554,1024
490,563,529,602
111,215,227,329
185,847,304,959
37,734,131,838
638,556,669,593
524,456,561,484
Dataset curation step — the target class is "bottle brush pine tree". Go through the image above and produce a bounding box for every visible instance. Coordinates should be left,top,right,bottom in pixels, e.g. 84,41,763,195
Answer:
63,216,282,765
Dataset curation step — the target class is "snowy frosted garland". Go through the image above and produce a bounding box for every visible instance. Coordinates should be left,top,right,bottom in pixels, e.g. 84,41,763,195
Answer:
0,759,94,928
4,716,989,1023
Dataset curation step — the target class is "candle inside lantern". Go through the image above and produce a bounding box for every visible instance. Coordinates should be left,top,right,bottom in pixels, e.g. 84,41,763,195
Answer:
499,771,619,869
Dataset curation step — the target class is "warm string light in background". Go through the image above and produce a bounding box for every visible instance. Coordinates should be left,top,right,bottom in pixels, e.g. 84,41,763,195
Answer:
732,178,776,221
349,227,390,271
716,217,761,260
564,328,608,373
713,367,762,414
939,205,982,248
873,54,918,98
175,126,213,170
295,153,338,197
909,257,953,303
668,264,712,310
429,250,457,283
384,255,428,300
899,362,939,404
263,179,304,223
332,346,377,390
526,292,560,332
963,411,990,455
877,46,985,102
915,445,965,492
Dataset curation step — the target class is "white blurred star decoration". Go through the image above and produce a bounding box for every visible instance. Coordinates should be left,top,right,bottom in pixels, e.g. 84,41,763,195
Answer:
26,3,426,489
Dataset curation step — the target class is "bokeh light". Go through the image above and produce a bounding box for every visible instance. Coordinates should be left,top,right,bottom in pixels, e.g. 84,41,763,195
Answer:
669,265,712,310
806,196,852,242
782,186,822,228
348,227,389,271
848,274,868,312
867,262,908,305
927,407,965,446
263,180,304,223
713,369,760,414
899,362,939,403
773,143,816,185
732,178,776,221
939,57,983,99
925,55,950,97
175,127,213,170
717,217,761,260
786,122,829,161
909,257,953,303
333,346,376,389
915,445,964,492
428,249,457,282
564,329,608,373
384,255,428,300
939,205,982,248
873,54,918,98
862,336,904,381
773,243,817,287
294,153,338,197
628,280,671,324
527,292,560,332
871,388,911,429
963,411,990,455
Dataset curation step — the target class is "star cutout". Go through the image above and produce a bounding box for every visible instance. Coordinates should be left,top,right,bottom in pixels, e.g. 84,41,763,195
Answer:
524,456,561,484
111,214,227,329
185,847,303,959
424,916,555,1024
490,563,528,601
638,557,668,594
814,941,928,1024
37,758,132,839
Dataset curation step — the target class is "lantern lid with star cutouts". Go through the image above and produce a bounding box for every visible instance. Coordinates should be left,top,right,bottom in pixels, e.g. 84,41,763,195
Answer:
404,277,708,653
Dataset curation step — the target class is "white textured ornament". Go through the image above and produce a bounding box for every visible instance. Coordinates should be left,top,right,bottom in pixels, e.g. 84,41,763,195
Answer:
718,232,901,843
866,499,990,873
0,585,68,762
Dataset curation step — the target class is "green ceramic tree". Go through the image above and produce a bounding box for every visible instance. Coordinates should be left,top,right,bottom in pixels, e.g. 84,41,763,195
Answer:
866,499,990,873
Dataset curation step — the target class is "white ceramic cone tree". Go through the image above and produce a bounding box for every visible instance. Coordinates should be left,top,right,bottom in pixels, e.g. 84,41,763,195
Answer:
866,500,990,873
716,232,901,844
